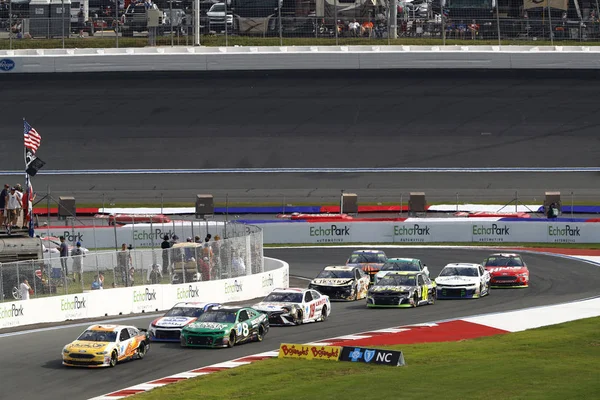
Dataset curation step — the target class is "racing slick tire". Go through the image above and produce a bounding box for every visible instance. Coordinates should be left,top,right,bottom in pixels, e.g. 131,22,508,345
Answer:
227,331,236,348
350,284,358,301
255,325,265,342
412,293,419,308
109,351,118,367
320,306,329,322
429,289,436,305
137,343,147,359
295,310,303,325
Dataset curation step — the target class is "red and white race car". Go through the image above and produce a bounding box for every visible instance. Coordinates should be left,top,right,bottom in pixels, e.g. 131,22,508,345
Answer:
482,253,530,288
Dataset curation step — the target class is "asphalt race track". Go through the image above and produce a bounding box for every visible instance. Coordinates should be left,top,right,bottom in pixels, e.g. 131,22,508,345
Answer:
2,70,600,170
1,70,599,204
1,247,598,400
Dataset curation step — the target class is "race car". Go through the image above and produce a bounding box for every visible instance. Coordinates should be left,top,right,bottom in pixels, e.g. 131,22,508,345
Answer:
373,258,429,284
435,263,491,299
308,265,370,301
148,302,221,342
62,324,149,368
253,287,330,326
180,306,269,348
482,253,530,288
366,271,436,308
346,249,388,284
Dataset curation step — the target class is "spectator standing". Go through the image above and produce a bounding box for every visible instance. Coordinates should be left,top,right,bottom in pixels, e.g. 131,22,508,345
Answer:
0,184,9,228
71,242,86,283
59,236,69,275
232,252,246,277
77,8,85,37
202,238,213,264
148,263,162,284
116,243,131,286
212,235,222,279
6,187,23,228
161,235,171,275
19,278,32,300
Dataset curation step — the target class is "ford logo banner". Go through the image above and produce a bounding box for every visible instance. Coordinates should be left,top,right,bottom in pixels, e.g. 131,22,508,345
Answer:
0,58,16,72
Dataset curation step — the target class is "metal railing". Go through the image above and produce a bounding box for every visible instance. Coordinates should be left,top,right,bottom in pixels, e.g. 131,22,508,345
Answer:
0,223,263,302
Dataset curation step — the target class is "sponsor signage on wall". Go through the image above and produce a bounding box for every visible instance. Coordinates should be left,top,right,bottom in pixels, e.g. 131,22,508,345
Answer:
278,343,341,361
259,221,600,244
0,260,289,330
339,346,406,366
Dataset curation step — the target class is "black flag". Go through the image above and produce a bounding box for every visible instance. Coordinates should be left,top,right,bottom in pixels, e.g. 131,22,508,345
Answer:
25,149,45,176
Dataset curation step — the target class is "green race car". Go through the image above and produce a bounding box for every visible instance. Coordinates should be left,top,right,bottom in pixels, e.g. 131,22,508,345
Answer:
180,306,269,348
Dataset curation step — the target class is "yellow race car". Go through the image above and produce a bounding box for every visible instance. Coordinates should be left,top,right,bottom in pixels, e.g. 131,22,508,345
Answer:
62,324,149,368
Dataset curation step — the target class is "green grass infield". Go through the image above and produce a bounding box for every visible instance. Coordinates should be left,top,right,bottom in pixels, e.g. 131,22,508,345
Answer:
134,316,600,400
3,36,600,50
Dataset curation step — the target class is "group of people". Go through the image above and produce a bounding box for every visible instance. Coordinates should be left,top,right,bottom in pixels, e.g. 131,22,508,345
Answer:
160,233,223,282
0,183,35,231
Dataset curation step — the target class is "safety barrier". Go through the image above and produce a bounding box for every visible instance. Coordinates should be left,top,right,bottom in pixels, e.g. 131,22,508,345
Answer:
3,45,600,73
0,256,288,330
32,219,600,247
255,220,600,244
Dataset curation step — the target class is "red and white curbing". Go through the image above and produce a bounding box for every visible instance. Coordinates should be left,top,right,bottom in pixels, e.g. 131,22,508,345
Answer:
91,251,600,400
89,321,507,400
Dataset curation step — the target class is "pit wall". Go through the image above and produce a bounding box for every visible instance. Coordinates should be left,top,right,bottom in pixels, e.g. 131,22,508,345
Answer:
2,46,600,74
0,257,288,330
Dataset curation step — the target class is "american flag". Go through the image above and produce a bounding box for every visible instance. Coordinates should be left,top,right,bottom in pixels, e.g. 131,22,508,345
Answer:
24,120,42,153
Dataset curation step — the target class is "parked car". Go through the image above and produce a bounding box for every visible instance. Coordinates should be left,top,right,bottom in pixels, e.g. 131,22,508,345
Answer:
121,2,166,36
207,3,233,33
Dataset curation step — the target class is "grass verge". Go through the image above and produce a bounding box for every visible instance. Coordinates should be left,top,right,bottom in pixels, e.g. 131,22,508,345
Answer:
134,316,600,400
2,35,600,50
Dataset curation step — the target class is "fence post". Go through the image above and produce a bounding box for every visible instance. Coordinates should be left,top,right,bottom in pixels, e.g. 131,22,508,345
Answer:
547,3,554,45
496,0,501,46
115,0,119,48
278,0,282,46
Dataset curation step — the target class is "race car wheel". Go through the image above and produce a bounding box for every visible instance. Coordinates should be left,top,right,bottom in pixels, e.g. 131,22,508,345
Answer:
137,343,147,359
256,325,264,342
320,306,329,322
412,293,418,308
351,284,358,301
227,331,236,348
11,286,20,300
109,351,118,367
429,289,436,305
295,310,303,325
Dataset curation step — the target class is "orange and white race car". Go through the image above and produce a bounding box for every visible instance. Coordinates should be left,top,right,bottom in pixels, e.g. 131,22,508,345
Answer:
62,324,149,368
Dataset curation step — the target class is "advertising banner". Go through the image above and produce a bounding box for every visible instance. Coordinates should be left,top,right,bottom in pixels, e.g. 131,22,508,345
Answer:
0,301,27,329
258,221,600,244
131,285,163,314
0,260,288,330
339,346,406,366
279,343,341,361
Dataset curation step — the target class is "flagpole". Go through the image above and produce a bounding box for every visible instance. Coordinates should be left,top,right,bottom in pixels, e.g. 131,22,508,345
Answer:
23,117,34,238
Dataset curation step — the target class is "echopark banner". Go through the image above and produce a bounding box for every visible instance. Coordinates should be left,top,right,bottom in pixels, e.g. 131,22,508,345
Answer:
255,221,600,245
38,220,600,248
